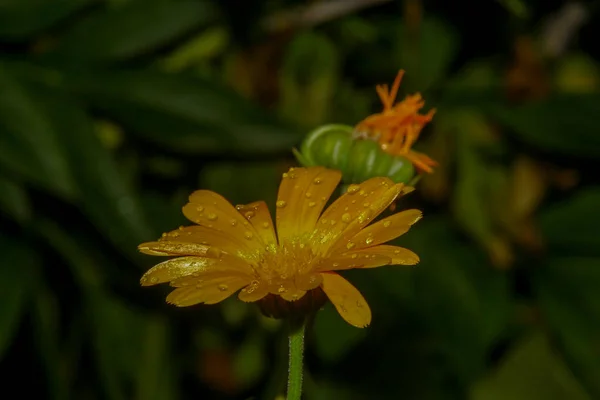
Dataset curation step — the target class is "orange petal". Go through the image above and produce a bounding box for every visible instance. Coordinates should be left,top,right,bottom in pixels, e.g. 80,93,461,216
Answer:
235,201,277,245
320,272,371,328
182,190,262,252
315,178,403,255
238,280,269,302
346,245,419,266
276,167,341,242
166,275,249,306
349,209,422,250
317,253,391,272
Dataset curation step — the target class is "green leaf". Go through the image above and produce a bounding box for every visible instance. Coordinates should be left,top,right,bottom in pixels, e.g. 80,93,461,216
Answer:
0,234,39,359
470,331,590,400
0,0,95,39
402,218,512,383
0,174,31,223
0,65,76,198
533,257,600,397
488,94,600,157
232,332,267,390
538,188,600,256
67,68,301,154
49,0,218,63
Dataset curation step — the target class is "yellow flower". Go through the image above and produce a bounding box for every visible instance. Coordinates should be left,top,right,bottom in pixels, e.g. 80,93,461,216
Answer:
139,167,422,327
355,70,437,173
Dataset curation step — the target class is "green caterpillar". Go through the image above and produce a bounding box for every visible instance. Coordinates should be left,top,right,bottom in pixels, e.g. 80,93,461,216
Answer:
293,124,416,184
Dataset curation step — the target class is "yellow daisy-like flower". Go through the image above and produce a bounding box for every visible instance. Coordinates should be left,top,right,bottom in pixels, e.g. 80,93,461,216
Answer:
139,167,422,327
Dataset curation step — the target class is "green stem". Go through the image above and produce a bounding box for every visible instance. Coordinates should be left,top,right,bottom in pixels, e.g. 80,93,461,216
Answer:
287,321,305,400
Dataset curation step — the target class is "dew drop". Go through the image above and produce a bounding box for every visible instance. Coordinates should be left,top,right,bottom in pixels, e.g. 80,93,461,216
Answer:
394,250,401,254
161,232,167,238
245,211,255,219
356,301,364,308
280,273,288,279
196,283,203,289
366,237,374,245
346,241,355,250
230,219,238,226
359,190,365,196
313,177,322,185
218,284,228,292
277,286,286,293
276,200,287,208
383,220,392,227
321,219,328,224
207,247,222,258
351,254,358,259
282,172,289,178
150,276,158,284
305,192,312,198
262,222,270,228
341,306,348,313
330,220,336,225
196,206,204,212
207,213,218,221
299,243,306,249
244,231,253,240
309,276,317,283
332,263,339,267
347,184,360,194
308,201,316,207
341,213,351,223
363,202,370,207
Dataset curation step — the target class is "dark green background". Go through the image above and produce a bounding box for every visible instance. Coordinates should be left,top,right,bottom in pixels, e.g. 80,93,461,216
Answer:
1,0,599,399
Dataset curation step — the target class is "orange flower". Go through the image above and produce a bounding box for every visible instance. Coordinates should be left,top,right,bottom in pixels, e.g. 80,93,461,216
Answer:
139,167,422,327
355,70,437,173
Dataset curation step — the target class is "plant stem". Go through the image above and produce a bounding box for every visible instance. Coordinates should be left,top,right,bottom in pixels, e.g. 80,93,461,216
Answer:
286,321,305,400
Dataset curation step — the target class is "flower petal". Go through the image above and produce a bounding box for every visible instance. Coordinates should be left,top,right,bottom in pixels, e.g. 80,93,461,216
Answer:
138,241,210,256
182,190,262,251
140,256,251,286
238,280,269,302
235,201,277,245
346,245,419,266
166,275,250,306
349,209,422,250
314,178,402,255
320,272,371,328
276,167,341,241
317,253,391,271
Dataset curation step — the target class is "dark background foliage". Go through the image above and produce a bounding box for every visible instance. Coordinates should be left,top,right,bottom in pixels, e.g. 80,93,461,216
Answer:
1,0,599,399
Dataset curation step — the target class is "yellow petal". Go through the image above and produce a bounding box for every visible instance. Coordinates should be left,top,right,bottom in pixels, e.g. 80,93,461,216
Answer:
314,178,402,255
166,275,250,306
295,273,323,291
320,272,371,328
349,209,422,250
279,288,307,302
138,241,209,256
238,280,269,302
346,245,419,266
317,253,391,271
276,167,341,241
182,190,262,252
235,201,277,245
140,256,251,286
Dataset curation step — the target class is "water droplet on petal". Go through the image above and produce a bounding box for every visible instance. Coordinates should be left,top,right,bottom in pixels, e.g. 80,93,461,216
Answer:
394,250,401,254
363,202,370,207
359,190,365,196
230,219,237,226
299,243,305,249
346,242,355,250
262,222,270,228
332,262,339,267
366,237,374,245
218,284,228,292
313,177,322,185
150,276,158,284
207,213,218,221
277,286,286,293
341,213,351,223
308,201,316,207
244,231,253,240
347,184,360,194
244,211,255,219
276,200,287,208
196,206,204,212
351,254,358,259
383,220,391,227
356,301,363,308
305,192,312,198
282,172,289,178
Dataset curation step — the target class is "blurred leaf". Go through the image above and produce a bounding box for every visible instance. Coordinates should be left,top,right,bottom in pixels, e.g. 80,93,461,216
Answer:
0,65,76,198
0,234,38,359
396,17,459,91
50,0,218,63
0,174,31,223
162,26,230,71
488,94,600,157
539,187,600,256
440,59,503,108
555,53,600,94
313,303,367,363
279,30,340,127
534,257,600,397
67,68,300,154
470,331,590,400
0,0,95,39
232,332,266,390
496,0,529,19
402,218,512,383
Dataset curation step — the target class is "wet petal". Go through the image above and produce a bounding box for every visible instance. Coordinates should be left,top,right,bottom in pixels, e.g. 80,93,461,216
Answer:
235,201,277,245
295,273,323,291
320,272,371,328
182,190,262,251
314,178,403,254
138,241,209,256
238,280,269,302
317,253,391,272
140,256,252,286
346,245,419,266
349,209,422,250
166,275,250,306
276,167,341,241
